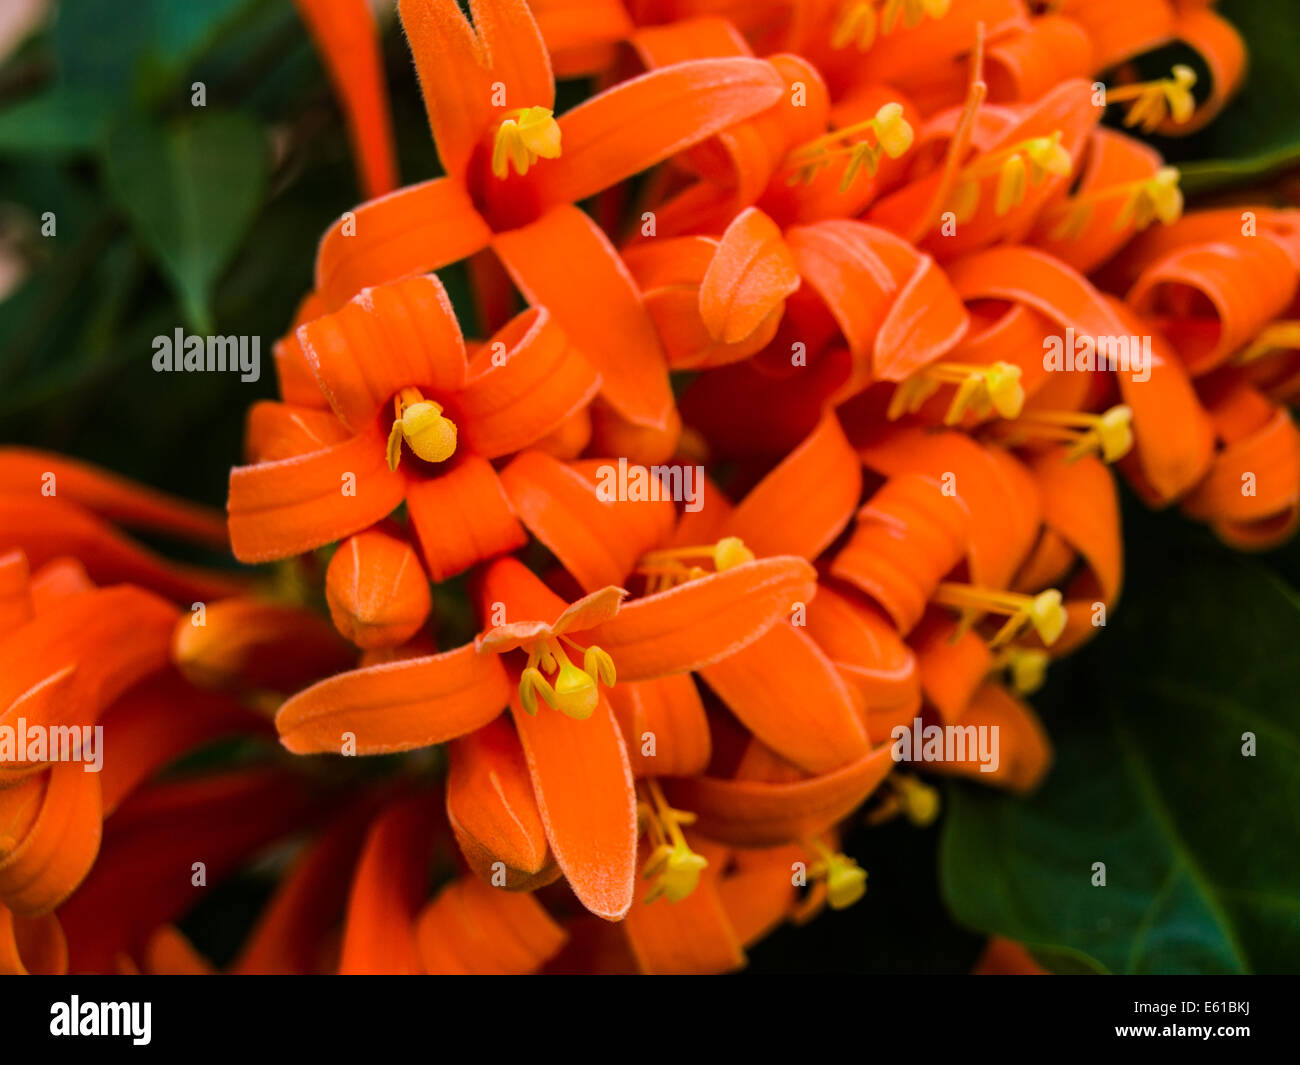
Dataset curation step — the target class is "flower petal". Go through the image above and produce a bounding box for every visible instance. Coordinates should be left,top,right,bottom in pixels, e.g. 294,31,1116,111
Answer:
228,428,406,563
404,457,528,582
299,275,469,432
509,690,637,920
662,743,895,847
456,308,600,459
339,793,439,974
493,205,674,429
315,178,492,309
499,450,677,593
584,557,818,681
276,643,510,754
700,621,869,774
531,58,786,209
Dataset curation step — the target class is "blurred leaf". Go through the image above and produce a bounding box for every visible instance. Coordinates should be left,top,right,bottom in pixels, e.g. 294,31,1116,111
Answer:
1168,0,1300,191
52,0,264,108
0,90,111,153
104,111,266,330
941,511,1300,974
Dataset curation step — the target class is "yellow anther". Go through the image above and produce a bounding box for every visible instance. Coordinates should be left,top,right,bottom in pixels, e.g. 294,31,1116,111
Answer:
831,0,950,50
997,645,1050,694
517,637,614,720
637,538,755,589
491,106,562,179
996,404,1134,464
949,132,1071,220
783,103,914,191
641,779,707,904
1049,167,1183,240
894,775,941,827
888,361,1024,424
386,387,457,470
873,102,913,157
808,837,867,910
1107,65,1198,133
934,583,1067,648
713,536,755,571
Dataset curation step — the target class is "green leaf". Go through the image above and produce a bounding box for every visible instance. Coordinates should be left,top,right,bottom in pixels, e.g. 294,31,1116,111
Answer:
940,512,1300,974
52,0,264,108
0,91,113,153
104,112,266,331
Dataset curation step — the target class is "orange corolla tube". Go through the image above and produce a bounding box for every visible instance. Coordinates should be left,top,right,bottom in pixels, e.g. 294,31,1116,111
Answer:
1024,448,1123,655
1127,233,1299,376
607,673,712,779
622,835,746,976
0,762,102,916
832,473,971,636
857,425,1045,589
416,875,567,975
338,793,440,975
0,585,177,781
1053,0,1176,70
57,770,316,974
1181,382,1300,548
0,448,228,550
662,743,896,848
622,208,801,371
802,585,922,742
292,0,398,199
923,681,1051,794
171,597,355,694
908,608,993,725
231,806,376,974
0,905,67,975
785,218,969,387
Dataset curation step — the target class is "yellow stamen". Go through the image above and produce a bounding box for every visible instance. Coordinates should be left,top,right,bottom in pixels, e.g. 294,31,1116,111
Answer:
1232,320,1300,366
888,361,1024,424
783,103,914,192
831,0,951,51
997,404,1134,464
640,779,707,904
1047,167,1183,240
807,837,867,910
636,537,755,591
518,636,615,720
386,387,457,470
994,645,1050,694
491,106,562,179
947,132,1071,222
934,583,1067,648
1106,66,1198,133
894,775,941,826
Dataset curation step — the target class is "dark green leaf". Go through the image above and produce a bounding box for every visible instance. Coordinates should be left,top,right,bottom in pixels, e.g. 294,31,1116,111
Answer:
104,111,266,330
941,511,1300,974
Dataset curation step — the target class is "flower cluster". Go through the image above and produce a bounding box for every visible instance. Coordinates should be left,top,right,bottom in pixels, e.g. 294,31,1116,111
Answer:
4,0,1297,975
